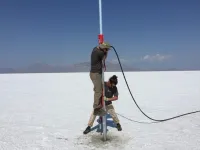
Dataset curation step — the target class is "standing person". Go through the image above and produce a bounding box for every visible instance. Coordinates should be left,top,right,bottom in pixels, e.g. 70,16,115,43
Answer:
83,75,122,134
90,42,112,115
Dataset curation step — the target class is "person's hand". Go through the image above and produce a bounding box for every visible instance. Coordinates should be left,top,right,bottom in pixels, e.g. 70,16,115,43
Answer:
104,96,109,101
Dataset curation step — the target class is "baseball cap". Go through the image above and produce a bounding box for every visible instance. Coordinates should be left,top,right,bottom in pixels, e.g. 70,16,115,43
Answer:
99,41,112,49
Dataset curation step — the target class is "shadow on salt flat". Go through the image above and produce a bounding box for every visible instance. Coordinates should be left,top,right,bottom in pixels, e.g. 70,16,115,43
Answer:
90,113,118,133
73,114,132,149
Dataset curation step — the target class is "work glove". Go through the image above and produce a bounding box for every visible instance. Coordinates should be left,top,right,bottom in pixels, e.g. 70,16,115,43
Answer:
104,96,109,101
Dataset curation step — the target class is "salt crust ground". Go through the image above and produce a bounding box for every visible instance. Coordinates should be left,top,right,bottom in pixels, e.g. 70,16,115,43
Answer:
0,71,200,149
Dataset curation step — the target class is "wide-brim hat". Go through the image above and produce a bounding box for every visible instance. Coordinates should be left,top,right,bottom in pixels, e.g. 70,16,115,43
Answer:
99,42,112,49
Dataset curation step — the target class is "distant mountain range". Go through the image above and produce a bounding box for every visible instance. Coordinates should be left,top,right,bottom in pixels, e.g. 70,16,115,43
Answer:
0,61,195,74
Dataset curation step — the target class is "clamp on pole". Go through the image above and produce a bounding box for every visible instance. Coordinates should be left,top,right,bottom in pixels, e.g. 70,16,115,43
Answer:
98,34,104,44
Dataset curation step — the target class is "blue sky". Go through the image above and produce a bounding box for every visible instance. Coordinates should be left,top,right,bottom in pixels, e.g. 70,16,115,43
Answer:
0,0,200,69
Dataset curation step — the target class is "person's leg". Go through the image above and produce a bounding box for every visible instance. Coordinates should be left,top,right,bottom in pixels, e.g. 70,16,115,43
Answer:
106,105,119,124
90,72,103,109
106,104,122,131
88,111,97,127
83,110,97,134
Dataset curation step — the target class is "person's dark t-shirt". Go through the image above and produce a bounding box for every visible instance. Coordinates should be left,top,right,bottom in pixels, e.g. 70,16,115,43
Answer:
104,82,118,106
90,47,105,74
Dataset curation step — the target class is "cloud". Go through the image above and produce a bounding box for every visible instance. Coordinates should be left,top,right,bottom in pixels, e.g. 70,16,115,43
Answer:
141,54,172,62
109,54,172,65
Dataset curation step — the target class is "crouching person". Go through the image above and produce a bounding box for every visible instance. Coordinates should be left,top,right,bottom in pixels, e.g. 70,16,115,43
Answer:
83,75,122,134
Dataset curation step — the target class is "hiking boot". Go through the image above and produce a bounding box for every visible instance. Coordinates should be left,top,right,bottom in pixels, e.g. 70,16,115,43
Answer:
116,123,122,131
83,126,91,134
93,108,107,116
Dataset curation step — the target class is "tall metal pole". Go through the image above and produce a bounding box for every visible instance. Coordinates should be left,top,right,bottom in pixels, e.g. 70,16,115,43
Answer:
99,0,103,36
98,0,107,141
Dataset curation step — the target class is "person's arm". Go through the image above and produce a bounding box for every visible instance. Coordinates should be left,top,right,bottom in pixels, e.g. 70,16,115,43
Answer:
105,87,118,101
107,96,118,101
97,48,107,58
99,50,107,71
98,50,105,60
103,51,108,61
